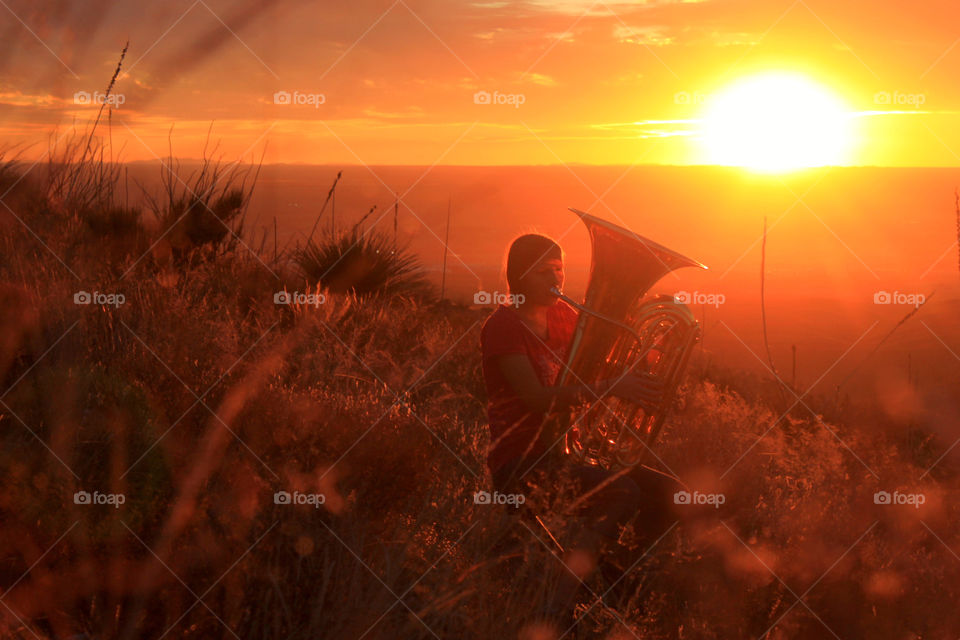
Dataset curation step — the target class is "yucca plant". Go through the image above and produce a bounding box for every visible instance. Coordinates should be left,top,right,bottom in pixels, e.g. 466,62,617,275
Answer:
81,203,142,237
159,186,246,245
143,145,260,266
295,227,434,299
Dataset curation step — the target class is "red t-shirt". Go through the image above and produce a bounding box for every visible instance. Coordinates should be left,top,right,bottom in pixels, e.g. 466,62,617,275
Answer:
480,300,580,473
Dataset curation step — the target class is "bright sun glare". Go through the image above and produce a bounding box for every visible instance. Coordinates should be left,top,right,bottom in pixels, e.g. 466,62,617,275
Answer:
699,73,855,173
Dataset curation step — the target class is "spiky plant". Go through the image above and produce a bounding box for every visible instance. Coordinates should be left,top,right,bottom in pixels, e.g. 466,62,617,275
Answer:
142,135,260,265
81,204,142,237
295,227,434,300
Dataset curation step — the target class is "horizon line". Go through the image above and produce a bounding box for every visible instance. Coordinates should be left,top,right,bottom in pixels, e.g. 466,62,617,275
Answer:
25,160,960,170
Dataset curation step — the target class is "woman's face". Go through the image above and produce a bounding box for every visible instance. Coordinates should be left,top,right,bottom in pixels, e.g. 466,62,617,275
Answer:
518,257,564,306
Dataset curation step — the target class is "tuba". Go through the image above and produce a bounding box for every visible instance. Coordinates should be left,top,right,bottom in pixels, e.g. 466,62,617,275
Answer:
546,208,707,470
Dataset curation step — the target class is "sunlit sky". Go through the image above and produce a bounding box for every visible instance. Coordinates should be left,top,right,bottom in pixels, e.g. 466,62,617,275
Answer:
2,0,959,167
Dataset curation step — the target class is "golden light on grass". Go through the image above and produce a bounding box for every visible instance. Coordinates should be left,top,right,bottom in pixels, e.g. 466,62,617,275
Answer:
698,72,855,172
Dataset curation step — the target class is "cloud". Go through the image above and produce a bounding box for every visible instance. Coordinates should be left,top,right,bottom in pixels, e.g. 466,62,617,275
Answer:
359,106,429,123
520,0,711,15
527,73,559,86
613,23,675,46
0,91,63,109
592,119,698,138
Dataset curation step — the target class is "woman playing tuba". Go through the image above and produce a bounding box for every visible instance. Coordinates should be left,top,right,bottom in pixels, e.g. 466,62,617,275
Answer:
479,221,696,624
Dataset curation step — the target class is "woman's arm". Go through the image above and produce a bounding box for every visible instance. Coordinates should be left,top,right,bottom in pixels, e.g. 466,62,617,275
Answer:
495,353,603,414
495,354,665,415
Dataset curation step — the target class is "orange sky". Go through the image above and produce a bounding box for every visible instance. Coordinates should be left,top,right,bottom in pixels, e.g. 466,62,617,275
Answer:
2,0,960,166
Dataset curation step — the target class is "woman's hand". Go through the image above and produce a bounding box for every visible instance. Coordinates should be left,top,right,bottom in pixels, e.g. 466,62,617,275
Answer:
598,372,665,410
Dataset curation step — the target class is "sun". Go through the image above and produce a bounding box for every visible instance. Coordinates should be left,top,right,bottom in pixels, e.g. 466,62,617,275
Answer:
698,72,855,173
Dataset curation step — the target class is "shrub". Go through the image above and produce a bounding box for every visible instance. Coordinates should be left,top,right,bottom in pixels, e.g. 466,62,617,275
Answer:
295,228,434,300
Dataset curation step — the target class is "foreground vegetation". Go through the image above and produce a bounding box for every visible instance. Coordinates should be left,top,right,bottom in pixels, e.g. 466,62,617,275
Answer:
0,144,956,639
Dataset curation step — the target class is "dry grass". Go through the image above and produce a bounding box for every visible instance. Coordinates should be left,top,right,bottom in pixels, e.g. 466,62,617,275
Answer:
0,153,957,640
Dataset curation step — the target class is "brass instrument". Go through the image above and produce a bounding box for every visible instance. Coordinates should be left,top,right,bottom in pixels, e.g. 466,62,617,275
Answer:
547,208,707,470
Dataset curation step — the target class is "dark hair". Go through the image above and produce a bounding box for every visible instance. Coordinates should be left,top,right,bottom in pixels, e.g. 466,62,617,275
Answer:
506,234,562,293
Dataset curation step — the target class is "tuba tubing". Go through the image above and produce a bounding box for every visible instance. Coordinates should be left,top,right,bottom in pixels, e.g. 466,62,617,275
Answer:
544,209,707,470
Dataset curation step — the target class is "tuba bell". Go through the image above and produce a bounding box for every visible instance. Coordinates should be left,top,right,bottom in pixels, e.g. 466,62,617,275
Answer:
546,208,707,470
